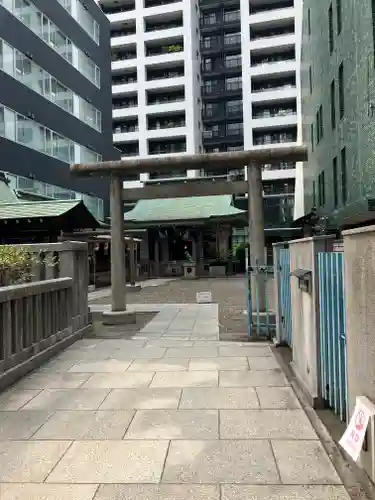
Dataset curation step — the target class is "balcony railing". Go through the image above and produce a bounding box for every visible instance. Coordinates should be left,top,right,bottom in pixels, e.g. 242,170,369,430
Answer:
251,28,294,41
251,54,295,67
120,149,139,156
113,101,138,109
224,58,242,69
249,1,294,15
148,121,186,130
145,22,182,32
112,52,137,61
263,161,295,170
113,78,137,86
147,71,184,81
254,134,296,145
224,11,241,22
253,109,296,119
252,83,296,93
227,105,243,116
146,44,183,56
145,0,181,7
111,29,136,37
224,34,241,46
148,95,185,105
103,4,135,14
225,81,242,91
114,125,139,133
149,144,186,154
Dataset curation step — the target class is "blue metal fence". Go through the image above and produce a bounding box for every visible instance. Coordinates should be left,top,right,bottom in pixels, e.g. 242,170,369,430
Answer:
278,247,293,346
318,252,348,421
246,266,275,340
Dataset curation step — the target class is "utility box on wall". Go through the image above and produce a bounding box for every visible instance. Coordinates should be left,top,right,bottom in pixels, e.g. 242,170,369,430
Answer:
291,268,312,294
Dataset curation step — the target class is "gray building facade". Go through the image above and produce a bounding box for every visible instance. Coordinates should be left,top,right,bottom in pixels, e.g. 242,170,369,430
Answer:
0,0,119,216
301,0,375,226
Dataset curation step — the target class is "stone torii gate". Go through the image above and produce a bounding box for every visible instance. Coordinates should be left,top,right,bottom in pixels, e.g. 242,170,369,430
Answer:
71,146,307,325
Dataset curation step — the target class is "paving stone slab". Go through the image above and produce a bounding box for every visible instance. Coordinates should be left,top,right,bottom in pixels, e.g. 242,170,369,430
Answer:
0,440,70,482
220,370,289,387
32,410,135,440
189,357,248,371
145,341,195,348
162,439,279,484
82,372,154,389
15,372,91,389
37,359,77,372
110,348,167,359
165,347,219,358
151,371,218,388
0,411,52,439
219,346,271,357
128,359,189,371
99,388,181,410
0,483,99,500
179,388,260,409
220,409,317,439
247,357,280,370
46,440,169,483
22,389,110,411
125,409,218,439
94,484,220,500
271,440,342,484
0,389,41,411
68,360,133,373
256,387,301,409
221,485,351,500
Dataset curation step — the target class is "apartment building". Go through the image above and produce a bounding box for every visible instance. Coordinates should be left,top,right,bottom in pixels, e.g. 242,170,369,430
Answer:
0,0,119,218
100,0,303,228
301,0,375,228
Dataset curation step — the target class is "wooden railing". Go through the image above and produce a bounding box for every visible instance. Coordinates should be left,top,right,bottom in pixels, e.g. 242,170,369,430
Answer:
0,278,73,376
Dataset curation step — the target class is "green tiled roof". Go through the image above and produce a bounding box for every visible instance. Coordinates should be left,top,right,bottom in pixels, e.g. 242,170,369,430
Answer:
0,200,82,220
124,195,245,223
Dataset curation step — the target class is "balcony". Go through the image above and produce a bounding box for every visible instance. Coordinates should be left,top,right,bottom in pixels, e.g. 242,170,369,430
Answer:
249,0,294,16
249,33,296,52
111,27,136,38
148,140,187,155
116,142,139,157
223,33,241,49
253,130,297,146
252,112,298,130
203,123,243,142
112,98,138,118
145,17,183,34
146,42,183,57
200,10,240,30
144,0,181,8
147,91,185,105
201,36,222,53
112,73,138,95
104,2,136,24
113,128,139,143
111,51,137,71
250,52,296,77
201,55,242,75
146,66,185,88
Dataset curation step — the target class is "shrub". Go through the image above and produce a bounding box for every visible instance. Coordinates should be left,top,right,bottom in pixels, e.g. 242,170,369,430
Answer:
0,246,37,286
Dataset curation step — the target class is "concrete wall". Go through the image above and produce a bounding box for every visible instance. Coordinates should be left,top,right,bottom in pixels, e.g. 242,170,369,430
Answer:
343,225,375,480
289,236,334,405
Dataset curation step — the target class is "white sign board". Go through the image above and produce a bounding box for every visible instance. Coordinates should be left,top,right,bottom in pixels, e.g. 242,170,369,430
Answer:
196,291,212,304
339,396,375,462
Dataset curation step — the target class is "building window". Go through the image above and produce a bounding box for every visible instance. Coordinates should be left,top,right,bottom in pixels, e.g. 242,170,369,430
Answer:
339,62,345,118
225,76,242,91
336,0,342,34
328,4,334,53
307,8,311,35
0,38,101,132
203,58,212,71
330,79,336,129
316,105,323,143
226,122,243,135
0,102,101,164
309,66,313,94
2,0,100,87
333,156,338,207
57,0,100,44
341,147,347,203
318,171,325,206
312,180,316,207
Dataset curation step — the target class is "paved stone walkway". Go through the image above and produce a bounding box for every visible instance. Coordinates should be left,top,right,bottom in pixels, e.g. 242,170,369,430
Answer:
0,304,350,499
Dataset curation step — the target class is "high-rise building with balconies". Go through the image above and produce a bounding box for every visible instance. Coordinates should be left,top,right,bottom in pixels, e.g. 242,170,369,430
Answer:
99,0,304,235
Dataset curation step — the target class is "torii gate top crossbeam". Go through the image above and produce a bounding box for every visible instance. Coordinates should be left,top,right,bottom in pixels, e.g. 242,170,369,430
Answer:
71,146,308,177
